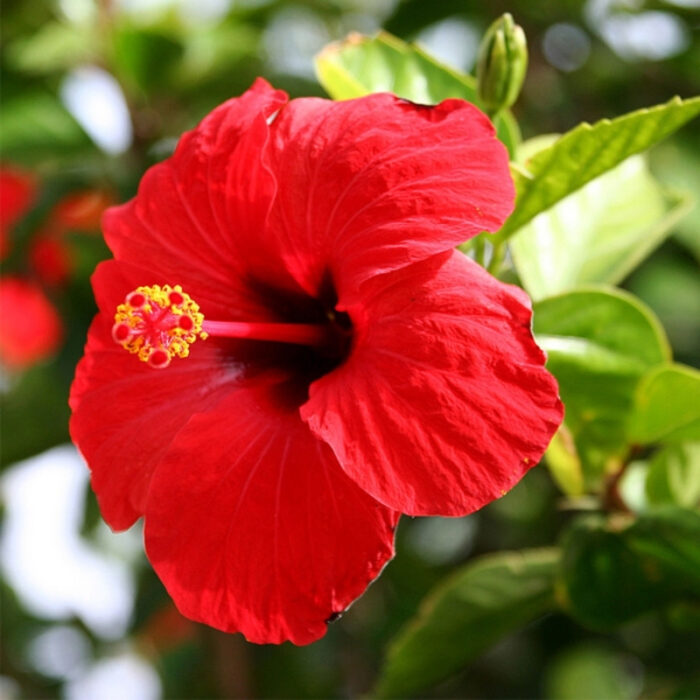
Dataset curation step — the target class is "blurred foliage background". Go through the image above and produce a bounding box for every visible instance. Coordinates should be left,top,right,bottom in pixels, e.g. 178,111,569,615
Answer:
1,0,699,698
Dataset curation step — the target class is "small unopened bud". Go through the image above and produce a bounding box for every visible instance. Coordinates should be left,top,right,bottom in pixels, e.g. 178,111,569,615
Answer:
477,13,528,115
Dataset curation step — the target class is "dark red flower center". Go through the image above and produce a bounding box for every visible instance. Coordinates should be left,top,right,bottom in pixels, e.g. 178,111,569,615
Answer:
112,283,354,381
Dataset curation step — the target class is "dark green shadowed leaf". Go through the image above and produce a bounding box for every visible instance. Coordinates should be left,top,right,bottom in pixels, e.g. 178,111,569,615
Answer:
558,509,700,630
112,27,184,93
628,365,700,445
373,548,559,699
496,95,700,241
627,508,700,592
558,516,659,629
0,92,93,164
314,31,520,156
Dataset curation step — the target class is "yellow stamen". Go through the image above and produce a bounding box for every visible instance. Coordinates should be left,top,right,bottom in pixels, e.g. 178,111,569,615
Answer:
112,284,207,368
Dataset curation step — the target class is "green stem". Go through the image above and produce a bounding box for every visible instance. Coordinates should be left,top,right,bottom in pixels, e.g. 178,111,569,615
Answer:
487,241,506,277
473,236,486,266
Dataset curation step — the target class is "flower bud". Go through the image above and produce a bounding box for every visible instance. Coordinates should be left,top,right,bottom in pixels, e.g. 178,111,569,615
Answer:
477,13,528,114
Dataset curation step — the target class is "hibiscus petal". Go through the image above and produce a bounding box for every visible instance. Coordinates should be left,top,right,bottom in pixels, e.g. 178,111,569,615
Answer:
103,78,295,318
266,94,514,299
144,380,398,645
301,251,563,516
69,261,243,530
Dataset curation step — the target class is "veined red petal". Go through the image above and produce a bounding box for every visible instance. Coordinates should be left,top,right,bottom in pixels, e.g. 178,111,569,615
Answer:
266,95,514,300
103,78,295,319
144,381,398,645
69,261,242,530
301,251,563,516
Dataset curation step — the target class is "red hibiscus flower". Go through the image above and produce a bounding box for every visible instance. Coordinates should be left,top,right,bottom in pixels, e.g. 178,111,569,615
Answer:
0,276,63,369
70,79,563,645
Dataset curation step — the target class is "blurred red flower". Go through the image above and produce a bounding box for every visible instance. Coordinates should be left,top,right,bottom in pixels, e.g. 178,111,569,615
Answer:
0,166,36,261
70,79,562,644
28,188,113,286
53,189,115,233
0,276,63,369
29,235,73,287
139,602,196,654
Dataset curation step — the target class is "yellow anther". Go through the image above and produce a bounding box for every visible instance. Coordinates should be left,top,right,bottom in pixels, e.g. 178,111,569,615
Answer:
112,284,207,368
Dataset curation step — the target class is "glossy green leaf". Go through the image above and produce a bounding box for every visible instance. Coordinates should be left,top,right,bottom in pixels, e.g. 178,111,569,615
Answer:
628,365,700,444
316,31,478,103
0,93,93,164
497,95,700,240
314,31,520,155
511,154,692,300
646,443,700,508
374,549,558,698
534,287,670,465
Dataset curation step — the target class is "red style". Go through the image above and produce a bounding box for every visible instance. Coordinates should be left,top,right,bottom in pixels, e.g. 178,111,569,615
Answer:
70,79,562,644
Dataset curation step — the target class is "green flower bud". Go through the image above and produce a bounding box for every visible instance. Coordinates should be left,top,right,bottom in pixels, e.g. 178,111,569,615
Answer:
477,13,528,115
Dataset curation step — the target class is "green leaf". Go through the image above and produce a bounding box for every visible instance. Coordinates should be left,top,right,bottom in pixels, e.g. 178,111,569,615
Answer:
558,509,700,630
314,31,520,156
316,31,478,103
628,365,700,444
545,425,584,497
374,549,559,699
0,363,71,468
497,95,700,240
646,443,700,508
112,27,184,93
626,507,700,594
0,92,93,165
5,21,97,74
666,600,700,632
545,644,641,700
533,287,670,467
558,516,661,628
652,140,700,262
510,153,693,300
